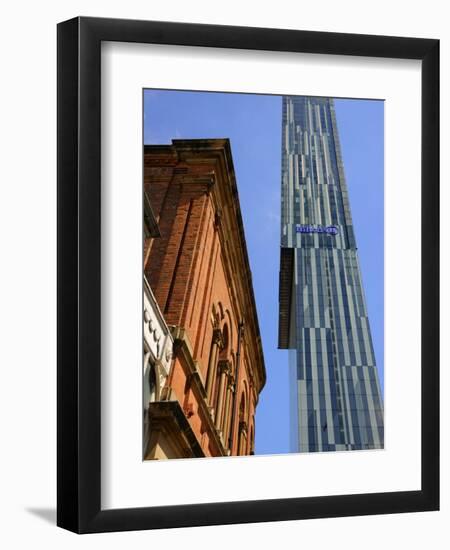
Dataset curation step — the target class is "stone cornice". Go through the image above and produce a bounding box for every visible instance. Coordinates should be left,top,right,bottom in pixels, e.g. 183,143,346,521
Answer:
146,401,205,459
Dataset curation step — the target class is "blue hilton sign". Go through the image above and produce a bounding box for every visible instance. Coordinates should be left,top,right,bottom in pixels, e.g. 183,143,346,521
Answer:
295,224,339,235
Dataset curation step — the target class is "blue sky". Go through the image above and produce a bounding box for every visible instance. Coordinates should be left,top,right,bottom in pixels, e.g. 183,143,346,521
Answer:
143,90,384,456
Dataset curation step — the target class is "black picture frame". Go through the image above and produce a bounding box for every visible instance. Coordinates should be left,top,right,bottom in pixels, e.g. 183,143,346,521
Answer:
57,16,439,533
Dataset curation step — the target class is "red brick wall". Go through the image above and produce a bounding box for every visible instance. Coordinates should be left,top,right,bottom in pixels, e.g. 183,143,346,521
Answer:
144,144,260,457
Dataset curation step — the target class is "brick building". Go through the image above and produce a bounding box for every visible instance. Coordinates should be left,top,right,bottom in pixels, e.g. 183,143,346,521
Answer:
143,138,266,459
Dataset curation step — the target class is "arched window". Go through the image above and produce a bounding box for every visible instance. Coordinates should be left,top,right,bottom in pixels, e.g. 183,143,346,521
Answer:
237,392,248,455
143,351,158,458
222,354,235,448
149,364,157,402
144,352,158,410
213,324,229,414
239,393,246,421
249,423,255,455
220,324,229,358
205,322,222,403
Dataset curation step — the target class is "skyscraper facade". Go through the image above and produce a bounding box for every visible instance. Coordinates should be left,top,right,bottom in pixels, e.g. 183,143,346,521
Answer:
278,96,384,453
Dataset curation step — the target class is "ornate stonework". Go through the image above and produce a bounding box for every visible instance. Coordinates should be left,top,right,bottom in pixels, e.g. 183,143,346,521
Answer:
143,139,265,459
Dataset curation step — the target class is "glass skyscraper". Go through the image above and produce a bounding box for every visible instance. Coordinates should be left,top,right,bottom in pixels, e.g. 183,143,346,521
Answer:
278,96,384,453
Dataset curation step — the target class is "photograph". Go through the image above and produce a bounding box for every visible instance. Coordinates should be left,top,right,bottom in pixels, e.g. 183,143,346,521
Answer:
53,12,439,535
142,90,384,460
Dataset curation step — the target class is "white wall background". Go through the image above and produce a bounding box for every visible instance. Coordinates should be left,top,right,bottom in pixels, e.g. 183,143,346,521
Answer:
0,1,447,548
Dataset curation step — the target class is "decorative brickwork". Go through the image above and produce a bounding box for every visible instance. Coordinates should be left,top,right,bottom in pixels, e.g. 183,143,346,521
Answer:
144,139,265,459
